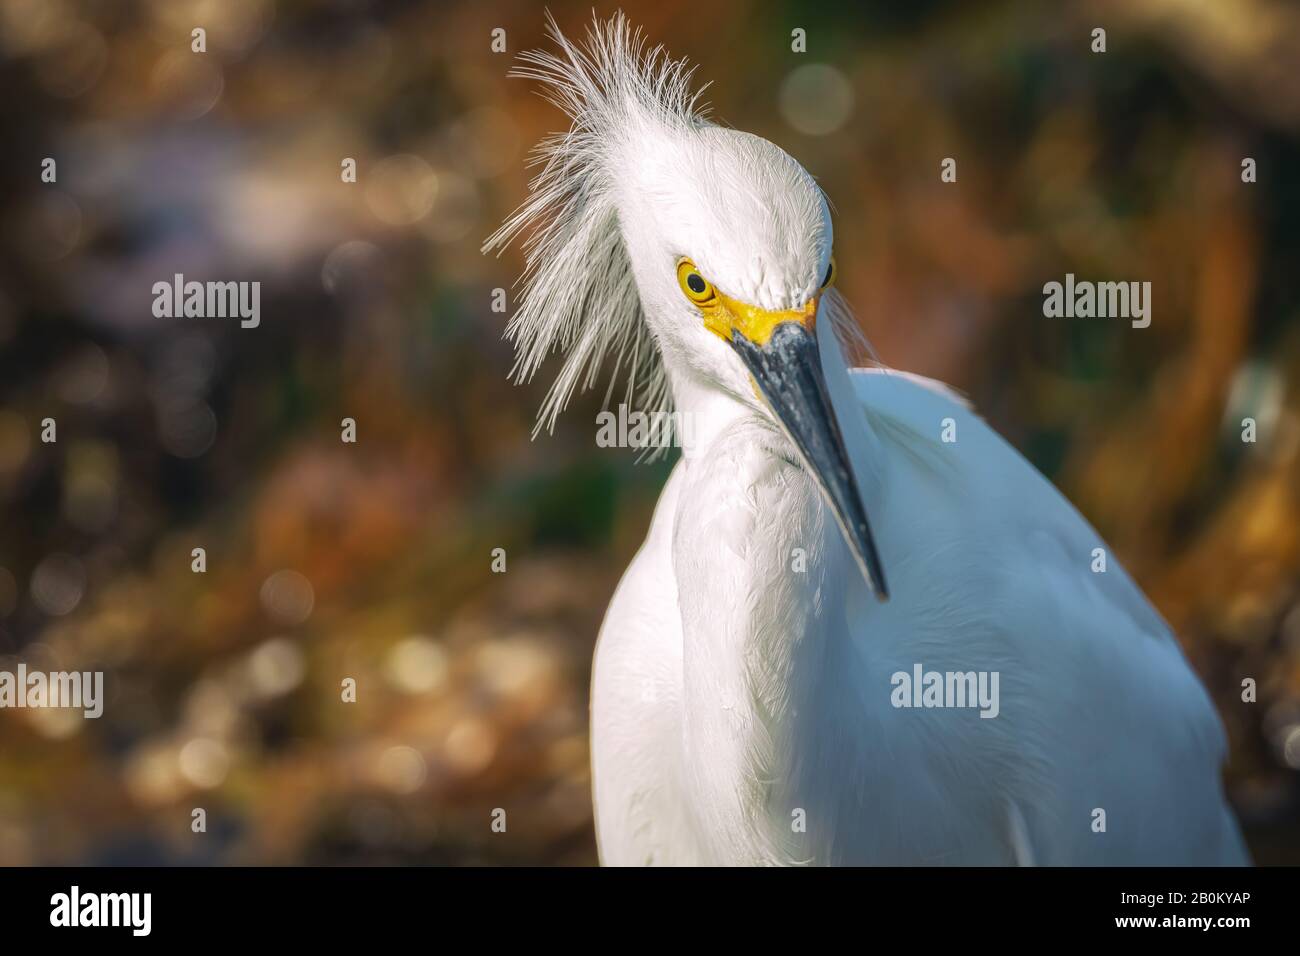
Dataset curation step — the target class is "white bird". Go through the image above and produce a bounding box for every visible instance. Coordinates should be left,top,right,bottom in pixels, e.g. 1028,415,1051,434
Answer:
486,13,1249,866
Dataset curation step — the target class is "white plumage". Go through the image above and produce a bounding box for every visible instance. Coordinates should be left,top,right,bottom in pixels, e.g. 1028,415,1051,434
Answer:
487,13,1248,866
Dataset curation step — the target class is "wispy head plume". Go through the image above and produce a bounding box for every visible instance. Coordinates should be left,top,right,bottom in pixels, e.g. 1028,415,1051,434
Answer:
483,11,710,443
484,12,876,447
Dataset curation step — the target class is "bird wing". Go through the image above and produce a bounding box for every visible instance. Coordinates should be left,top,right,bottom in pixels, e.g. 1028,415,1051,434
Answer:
833,368,1248,864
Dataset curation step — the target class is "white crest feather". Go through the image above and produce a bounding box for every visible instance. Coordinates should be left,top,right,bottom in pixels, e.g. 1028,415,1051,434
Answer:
483,12,709,441
484,12,877,444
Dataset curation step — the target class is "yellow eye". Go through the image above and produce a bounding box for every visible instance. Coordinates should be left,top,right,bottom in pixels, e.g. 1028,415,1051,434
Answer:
820,256,837,290
676,258,717,306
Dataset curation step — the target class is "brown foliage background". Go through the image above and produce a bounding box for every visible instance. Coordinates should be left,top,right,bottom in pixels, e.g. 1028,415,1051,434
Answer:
0,0,1297,864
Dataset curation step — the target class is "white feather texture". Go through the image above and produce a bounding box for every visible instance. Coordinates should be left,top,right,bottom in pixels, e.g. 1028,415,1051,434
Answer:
482,12,704,441
484,12,870,447
489,14,1248,867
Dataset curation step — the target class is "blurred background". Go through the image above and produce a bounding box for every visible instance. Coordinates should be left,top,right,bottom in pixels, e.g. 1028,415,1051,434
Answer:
0,0,1297,865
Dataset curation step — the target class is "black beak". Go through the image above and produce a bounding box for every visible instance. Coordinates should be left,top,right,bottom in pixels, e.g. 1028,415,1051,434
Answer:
729,322,889,601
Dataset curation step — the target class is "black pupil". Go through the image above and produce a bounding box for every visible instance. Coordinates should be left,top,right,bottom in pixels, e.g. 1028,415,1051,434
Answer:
686,273,707,295
823,262,834,286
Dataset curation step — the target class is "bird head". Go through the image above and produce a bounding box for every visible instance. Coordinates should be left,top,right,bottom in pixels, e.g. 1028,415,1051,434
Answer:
613,123,832,404
485,13,887,599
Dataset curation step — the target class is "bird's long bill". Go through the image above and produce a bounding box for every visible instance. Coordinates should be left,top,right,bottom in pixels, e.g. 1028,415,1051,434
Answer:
730,322,889,600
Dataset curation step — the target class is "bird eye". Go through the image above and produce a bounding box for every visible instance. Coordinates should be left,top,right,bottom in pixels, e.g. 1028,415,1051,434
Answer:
820,256,837,290
676,258,716,306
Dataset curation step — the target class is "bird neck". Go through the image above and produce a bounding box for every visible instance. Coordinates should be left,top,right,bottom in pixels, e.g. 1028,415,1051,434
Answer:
666,372,756,463
668,388,867,862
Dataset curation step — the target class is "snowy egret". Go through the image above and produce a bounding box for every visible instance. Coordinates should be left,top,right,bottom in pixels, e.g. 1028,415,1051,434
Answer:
486,13,1249,866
